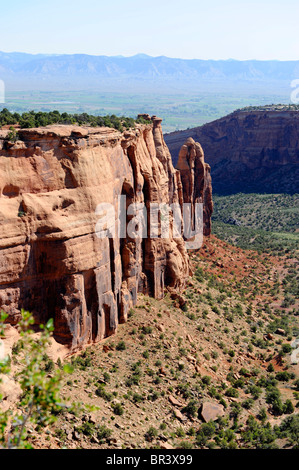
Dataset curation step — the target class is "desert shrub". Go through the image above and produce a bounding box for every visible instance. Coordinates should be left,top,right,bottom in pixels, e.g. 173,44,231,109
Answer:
145,426,158,442
182,400,198,418
225,387,239,398
103,372,111,383
176,441,193,449
242,398,255,410
176,427,186,438
132,393,144,404
95,385,113,402
77,421,95,436
148,391,160,402
97,425,112,441
266,387,284,415
196,422,216,447
280,344,292,355
116,341,126,351
6,127,19,143
276,371,291,382
267,363,275,373
202,376,212,386
177,383,191,399
125,365,142,387
284,400,295,415
111,402,124,416
242,416,278,448
71,351,93,370
279,415,299,447
257,408,268,423
141,326,153,335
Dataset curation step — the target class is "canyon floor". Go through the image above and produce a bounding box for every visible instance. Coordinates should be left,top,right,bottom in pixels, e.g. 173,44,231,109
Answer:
11,234,297,450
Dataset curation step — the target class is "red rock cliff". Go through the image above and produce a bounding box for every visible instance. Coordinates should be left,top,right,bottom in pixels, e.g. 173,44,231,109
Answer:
0,118,211,350
176,137,213,237
165,110,299,194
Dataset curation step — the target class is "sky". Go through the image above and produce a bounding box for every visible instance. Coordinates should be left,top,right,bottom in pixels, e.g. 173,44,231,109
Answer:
0,0,298,60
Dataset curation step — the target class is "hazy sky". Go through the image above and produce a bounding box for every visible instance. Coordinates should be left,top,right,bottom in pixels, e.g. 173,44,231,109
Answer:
1,0,298,60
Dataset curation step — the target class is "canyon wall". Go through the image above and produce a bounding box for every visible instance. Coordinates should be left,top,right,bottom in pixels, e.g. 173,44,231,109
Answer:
0,118,212,350
165,110,299,194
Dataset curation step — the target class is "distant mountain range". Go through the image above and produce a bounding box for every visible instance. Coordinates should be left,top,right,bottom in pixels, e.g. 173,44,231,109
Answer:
1,51,299,92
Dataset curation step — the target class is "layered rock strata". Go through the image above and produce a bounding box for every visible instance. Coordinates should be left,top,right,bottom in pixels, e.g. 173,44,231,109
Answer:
165,110,299,194
176,138,213,237
0,118,211,350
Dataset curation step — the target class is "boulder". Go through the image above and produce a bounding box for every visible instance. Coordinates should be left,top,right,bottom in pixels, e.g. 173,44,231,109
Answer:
200,401,225,423
169,395,184,407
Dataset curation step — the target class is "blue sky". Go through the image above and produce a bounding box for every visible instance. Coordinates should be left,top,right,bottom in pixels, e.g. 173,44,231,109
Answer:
1,0,298,60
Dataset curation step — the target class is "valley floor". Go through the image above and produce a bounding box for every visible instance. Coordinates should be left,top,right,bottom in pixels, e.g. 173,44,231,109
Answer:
15,235,298,450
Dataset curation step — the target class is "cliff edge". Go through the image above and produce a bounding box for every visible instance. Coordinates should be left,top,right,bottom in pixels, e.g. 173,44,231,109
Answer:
0,117,212,350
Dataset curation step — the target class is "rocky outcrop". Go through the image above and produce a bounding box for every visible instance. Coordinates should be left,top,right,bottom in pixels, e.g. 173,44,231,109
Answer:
0,118,212,351
176,138,213,236
165,110,299,194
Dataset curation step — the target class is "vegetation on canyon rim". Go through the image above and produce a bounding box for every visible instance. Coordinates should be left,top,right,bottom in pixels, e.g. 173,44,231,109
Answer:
0,108,149,133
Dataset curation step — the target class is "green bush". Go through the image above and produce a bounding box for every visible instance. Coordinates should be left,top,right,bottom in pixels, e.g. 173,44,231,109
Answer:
182,400,198,418
97,425,112,441
111,402,124,416
279,415,299,447
95,385,113,402
225,387,239,398
116,341,126,351
145,426,158,442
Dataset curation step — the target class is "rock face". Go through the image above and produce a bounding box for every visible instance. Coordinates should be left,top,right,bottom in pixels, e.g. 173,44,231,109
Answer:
165,110,299,194
0,118,212,350
176,138,213,236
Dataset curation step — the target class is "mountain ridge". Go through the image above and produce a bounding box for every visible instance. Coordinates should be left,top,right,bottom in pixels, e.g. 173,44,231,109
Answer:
1,51,299,90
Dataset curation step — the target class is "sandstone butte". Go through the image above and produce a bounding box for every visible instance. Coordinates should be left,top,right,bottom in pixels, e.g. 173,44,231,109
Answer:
0,116,213,352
